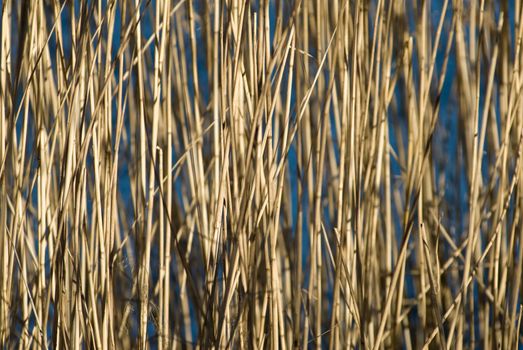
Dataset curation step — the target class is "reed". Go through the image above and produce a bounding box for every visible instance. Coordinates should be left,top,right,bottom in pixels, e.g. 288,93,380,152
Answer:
1,0,523,348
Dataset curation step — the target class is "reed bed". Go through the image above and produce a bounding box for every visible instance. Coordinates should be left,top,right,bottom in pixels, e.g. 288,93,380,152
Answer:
1,0,523,348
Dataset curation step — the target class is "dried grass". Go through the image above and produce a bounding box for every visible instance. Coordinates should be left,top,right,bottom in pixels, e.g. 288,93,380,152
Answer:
1,0,523,348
